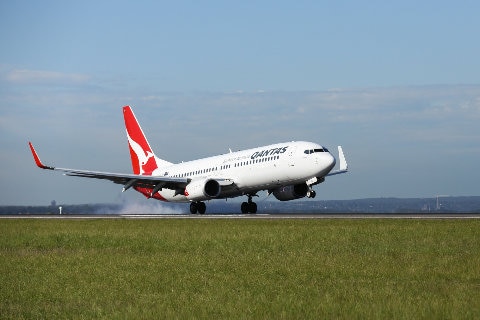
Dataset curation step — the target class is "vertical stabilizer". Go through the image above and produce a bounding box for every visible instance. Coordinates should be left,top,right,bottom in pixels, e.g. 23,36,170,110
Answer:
123,106,172,175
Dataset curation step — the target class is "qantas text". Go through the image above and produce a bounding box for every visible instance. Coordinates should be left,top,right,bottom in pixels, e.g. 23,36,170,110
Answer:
250,146,288,160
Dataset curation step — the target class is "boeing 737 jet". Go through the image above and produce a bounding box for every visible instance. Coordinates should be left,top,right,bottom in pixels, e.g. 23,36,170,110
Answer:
29,106,348,214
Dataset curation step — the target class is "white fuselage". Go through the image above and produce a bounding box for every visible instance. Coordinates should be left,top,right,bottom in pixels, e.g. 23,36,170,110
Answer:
152,141,336,202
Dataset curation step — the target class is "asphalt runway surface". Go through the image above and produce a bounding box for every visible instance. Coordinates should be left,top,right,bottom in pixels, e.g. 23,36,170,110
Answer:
1,213,480,219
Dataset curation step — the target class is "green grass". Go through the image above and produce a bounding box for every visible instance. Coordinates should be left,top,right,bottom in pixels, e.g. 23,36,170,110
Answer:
1,218,479,319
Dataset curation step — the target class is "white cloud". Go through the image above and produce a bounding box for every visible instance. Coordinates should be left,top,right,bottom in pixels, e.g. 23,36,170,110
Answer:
5,68,90,85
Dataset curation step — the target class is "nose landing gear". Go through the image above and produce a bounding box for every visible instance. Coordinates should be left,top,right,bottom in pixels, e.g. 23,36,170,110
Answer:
306,189,316,198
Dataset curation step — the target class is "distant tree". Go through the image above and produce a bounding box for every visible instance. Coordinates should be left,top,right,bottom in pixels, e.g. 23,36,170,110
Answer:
51,200,56,207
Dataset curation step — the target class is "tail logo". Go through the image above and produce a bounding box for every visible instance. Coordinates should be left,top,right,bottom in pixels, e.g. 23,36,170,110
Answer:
126,132,158,175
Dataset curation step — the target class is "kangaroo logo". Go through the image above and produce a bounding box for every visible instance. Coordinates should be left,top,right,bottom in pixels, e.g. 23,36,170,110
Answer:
126,132,158,175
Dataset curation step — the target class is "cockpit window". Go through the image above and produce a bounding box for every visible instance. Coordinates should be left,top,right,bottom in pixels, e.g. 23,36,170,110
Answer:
305,148,327,154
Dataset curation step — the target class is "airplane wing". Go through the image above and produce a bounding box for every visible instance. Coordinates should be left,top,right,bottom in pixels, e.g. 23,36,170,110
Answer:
326,146,348,176
28,142,189,192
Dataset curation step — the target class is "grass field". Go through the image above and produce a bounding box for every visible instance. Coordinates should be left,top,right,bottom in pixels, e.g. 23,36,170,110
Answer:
1,218,479,319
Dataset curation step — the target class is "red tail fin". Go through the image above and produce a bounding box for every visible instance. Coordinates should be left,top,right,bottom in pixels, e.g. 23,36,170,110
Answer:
123,106,161,175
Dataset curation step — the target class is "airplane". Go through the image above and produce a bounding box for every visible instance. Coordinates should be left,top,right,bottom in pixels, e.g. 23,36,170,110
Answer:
29,106,348,214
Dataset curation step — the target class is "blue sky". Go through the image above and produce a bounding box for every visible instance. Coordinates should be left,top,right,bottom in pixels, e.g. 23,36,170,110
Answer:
1,1,479,205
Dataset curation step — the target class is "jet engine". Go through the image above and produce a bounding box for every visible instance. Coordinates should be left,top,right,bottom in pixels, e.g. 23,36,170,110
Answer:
184,179,221,201
272,183,309,201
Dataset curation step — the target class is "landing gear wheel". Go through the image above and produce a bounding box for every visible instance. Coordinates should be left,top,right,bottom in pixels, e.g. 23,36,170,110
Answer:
190,202,206,214
248,202,257,214
307,190,317,199
241,202,249,214
198,202,206,214
190,202,198,214
241,195,258,214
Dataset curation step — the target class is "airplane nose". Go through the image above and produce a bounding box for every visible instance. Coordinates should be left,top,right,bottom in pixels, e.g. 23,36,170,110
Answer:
316,152,336,176
328,152,336,170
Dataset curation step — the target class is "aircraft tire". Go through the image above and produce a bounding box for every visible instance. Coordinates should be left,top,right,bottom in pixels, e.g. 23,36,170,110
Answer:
249,202,257,214
198,202,206,214
241,202,249,214
190,202,198,214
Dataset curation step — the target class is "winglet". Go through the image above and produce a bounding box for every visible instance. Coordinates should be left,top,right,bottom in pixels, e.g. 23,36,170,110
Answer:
338,146,348,171
28,142,54,170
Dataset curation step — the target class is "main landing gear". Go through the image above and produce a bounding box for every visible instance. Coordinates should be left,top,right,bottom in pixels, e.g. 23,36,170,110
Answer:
241,195,257,214
190,201,206,214
190,195,259,215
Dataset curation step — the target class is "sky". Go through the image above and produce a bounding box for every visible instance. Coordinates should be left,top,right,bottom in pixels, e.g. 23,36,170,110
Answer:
0,1,479,206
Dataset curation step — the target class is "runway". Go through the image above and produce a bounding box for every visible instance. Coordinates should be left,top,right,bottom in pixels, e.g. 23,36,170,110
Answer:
1,213,480,219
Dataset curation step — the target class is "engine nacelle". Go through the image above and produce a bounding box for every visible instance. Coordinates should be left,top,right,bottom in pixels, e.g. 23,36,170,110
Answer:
272,183,309,201
184,179,221,201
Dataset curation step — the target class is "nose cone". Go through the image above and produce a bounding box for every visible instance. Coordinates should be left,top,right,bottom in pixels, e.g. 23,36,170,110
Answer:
326,152,336,172
315,152,336,177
